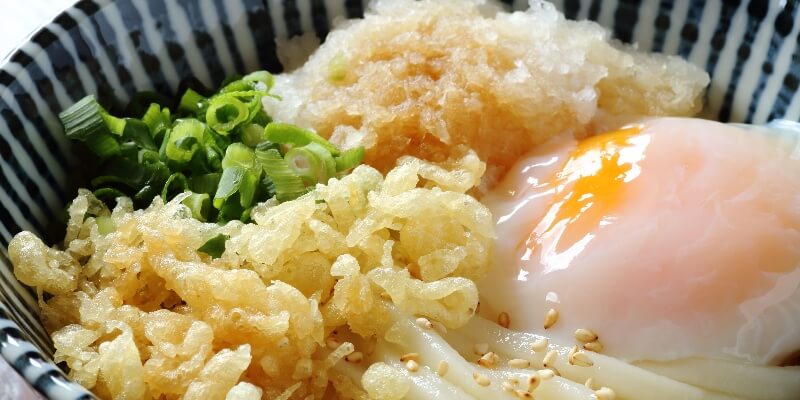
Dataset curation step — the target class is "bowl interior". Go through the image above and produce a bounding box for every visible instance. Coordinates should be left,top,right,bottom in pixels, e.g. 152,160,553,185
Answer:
0,0,798,398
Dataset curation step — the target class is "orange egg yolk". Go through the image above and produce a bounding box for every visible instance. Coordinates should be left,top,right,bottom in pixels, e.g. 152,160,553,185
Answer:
525,126,649,271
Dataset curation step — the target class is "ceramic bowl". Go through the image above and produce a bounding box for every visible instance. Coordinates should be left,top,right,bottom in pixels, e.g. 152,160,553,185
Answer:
0,0,798,398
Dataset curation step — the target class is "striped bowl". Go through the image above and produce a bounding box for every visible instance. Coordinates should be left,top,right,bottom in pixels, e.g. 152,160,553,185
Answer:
1,0,798,398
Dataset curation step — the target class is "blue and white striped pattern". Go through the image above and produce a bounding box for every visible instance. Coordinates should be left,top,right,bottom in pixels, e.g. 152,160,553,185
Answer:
0,0,798,398
0,304,91,400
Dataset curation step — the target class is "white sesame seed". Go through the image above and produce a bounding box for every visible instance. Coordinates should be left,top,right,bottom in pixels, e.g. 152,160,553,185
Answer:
568,345,577,358
400,353,419,362
595,387,616,400
543,308,559,329
537,369,555,380
405,359,419,372
526,374,540,391
436,360,449,377
583,341,604,353
575,328,598,343
478,352,499,368
473,372,491,387
514,389,534,398
498,312,510,329
474,343,490,355
415,317,433,330
507,358,530,369
532,338,548,353
569,346,593,367
543,350,557,368
345,351,363,363
585,377,595,389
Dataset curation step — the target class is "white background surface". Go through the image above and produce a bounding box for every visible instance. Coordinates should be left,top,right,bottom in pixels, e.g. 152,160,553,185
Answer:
0,0,77,61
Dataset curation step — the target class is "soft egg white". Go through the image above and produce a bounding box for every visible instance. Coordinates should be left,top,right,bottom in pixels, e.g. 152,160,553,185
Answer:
479,117,800,366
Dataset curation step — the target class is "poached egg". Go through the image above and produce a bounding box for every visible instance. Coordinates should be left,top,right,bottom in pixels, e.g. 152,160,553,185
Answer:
479,117,800,365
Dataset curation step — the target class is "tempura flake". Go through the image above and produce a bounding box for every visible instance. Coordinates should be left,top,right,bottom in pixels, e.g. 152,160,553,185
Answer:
9,151,492,399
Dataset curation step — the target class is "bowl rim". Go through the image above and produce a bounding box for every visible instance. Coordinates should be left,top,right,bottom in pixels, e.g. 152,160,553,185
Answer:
0,0,106,99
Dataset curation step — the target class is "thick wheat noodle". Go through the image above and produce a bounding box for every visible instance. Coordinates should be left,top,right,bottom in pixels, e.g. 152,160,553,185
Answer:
329,338,473,400
634,358,800,400
379,313,595,399
329,312,799,400
453,317,744,400
376,342,477,400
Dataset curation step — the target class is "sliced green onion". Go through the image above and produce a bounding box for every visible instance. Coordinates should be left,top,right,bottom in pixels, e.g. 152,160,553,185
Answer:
141,103,171,143
220,74,243,88
220,71,274,94
190,173,221,195
165,119,205,163
92,157,148,189
202,126,232,152
221,143,256,169
241,124,265,148
143,162,171,188
250,110,272,127
227,91,264,129
204,146,223,172
178,88,206,115
93,187,126,205
102,113,126,136
138,149,160,165
123,118,157,150
264,122,340,156
62,72,356,224
257,148,307,202
161,172,189,201
92,157,169,200
213,166,246,209
132,185,159,208
206,95,249,134
335,146,365,172
243,70,274,91
238,168,261,208
285,142,336,185
328,52,348,82
255,140,281,153
219,80,253,94
181,192,210,221
184,149,212,175
59,95,121,159
197,233,228,258
95,215,115,235
256,176,277,202
85,134,122,159
119,141,139,160
240,207,253,223
175,136,198,150
244,94,265,124
217,198,246,223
